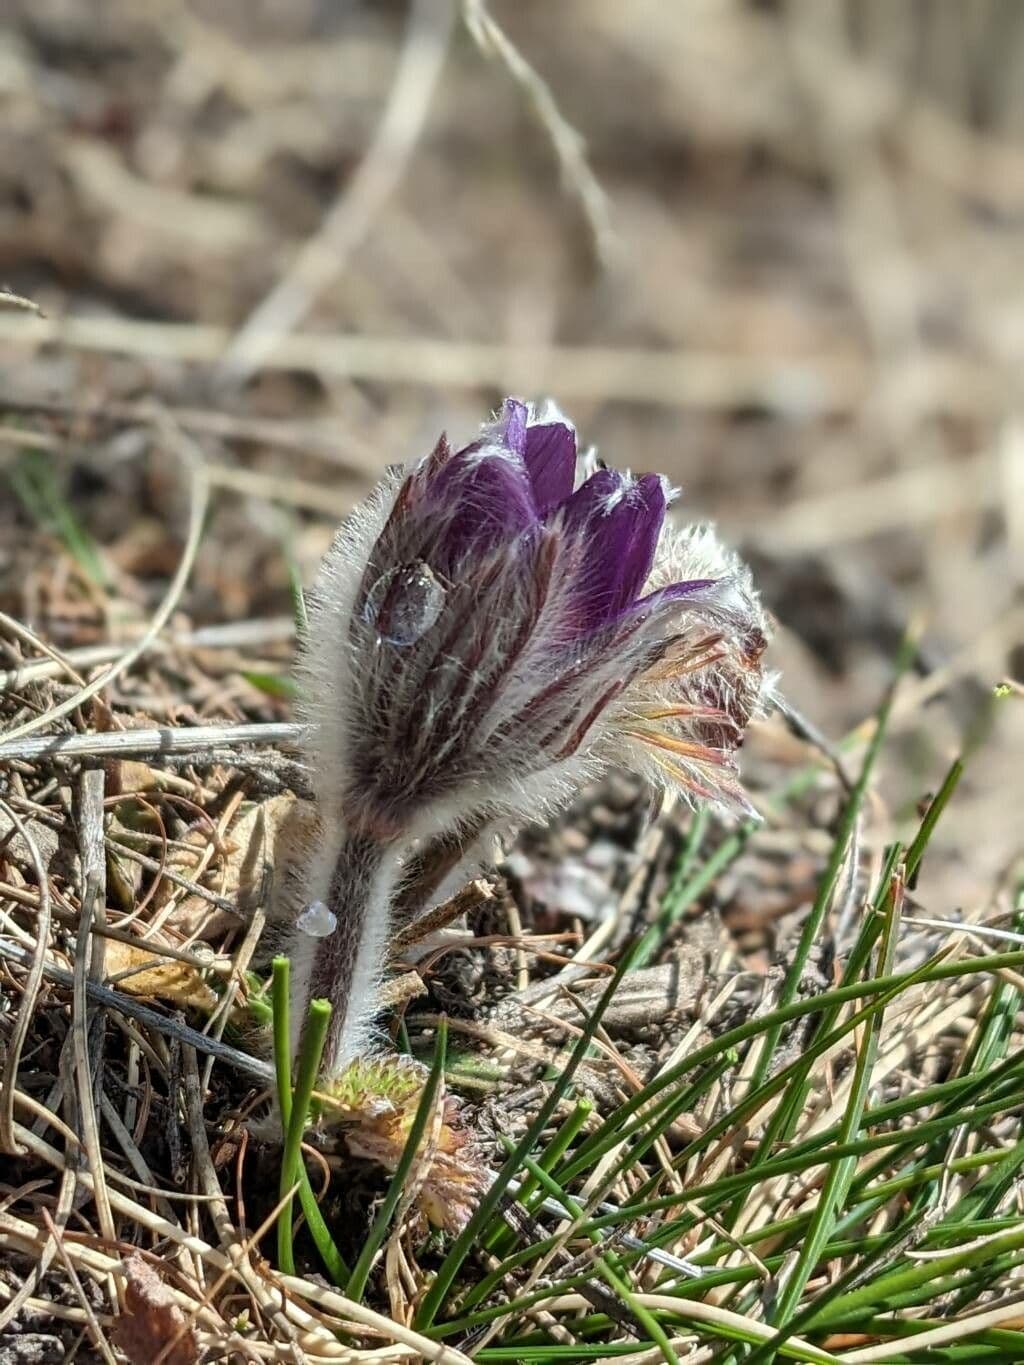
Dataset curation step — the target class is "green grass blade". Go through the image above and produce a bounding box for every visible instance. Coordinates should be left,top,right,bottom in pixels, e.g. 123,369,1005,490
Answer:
749,863,905,1358
633,806,718,969
414,940,643,1329
346,1017,449,1301
277,996,331,1274
270,958,349,1283
9,449,110,587
486,1098,592,1256
810,1220,1024,1330
748,636,916,1091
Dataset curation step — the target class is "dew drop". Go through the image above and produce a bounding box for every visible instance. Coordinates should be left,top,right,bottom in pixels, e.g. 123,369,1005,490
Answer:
296,900,337,938
363,560,446,646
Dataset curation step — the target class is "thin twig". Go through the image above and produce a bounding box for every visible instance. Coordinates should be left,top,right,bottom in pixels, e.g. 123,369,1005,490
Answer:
462,0,616,268
0,720,302,763
0,937,275,1085
69,767,118,1253
0,413,210,745
219,0,454,384
180,1048,305,1358
5,312,991,416
0,390,379,471
39,1207,119,1365
0,615,294,693
0,287,45,317
0,798,52,1155
105,837,241,915
0,609,90,692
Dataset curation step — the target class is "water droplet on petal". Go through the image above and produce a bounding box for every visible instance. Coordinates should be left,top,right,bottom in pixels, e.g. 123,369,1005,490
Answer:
363,560,446,645
296,900,337,938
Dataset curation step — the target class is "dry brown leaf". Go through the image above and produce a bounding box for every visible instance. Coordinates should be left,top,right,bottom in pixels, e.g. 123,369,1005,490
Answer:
154,792,301,936
113,1253,199,1365
104,938,218,1011
112,759,168,793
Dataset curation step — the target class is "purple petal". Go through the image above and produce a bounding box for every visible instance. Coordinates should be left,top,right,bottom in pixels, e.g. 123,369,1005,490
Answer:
498,398,529,458
453,399,528,465
561,471,668,630
429,451,537,567
634,577,719,615
524,421,577,517
560,467,625,532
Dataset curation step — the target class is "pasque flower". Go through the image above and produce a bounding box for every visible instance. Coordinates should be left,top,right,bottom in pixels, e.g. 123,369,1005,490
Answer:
288,398,774,1075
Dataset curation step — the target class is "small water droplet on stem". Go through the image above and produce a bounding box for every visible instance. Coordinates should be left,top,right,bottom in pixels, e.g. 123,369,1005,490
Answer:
296,899,337,938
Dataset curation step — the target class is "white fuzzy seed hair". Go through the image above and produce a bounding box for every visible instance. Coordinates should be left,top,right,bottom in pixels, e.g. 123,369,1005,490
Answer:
601,518,776,817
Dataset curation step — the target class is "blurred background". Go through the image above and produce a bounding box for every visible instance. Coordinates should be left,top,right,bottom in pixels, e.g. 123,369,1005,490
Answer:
1,0,1021,919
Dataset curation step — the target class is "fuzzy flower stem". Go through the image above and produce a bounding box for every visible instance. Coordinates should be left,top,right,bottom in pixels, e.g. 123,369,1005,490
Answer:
390,816,490,925
295,831,395,1070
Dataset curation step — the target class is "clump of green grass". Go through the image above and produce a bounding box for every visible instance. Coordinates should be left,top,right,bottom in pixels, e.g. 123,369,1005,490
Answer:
266,644,1024,1363
8,447,110,588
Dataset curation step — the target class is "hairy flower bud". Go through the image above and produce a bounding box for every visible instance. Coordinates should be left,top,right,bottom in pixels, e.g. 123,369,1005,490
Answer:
287,399,775,1074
